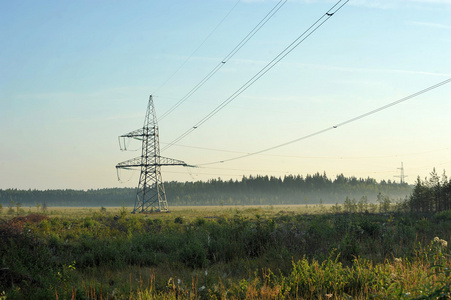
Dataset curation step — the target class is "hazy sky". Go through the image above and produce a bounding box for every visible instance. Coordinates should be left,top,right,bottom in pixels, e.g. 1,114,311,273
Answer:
1,0,451,190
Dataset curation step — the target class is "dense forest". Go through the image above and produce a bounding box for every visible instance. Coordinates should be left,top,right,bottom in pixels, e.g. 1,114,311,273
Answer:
0,173,412,207
408,168,451,212
166,173,411,206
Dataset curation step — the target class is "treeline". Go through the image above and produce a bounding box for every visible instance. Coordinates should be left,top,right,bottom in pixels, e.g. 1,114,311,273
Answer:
166,173,411,206
0,188,136,207
408,168,451,213
0,173,411,207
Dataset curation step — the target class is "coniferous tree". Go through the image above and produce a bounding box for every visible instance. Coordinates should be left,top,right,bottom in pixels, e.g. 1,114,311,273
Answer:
406,170,450,213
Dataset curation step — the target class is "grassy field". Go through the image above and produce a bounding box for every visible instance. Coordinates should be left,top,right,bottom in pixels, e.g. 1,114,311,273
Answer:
18,204,330,218
0,205,450,299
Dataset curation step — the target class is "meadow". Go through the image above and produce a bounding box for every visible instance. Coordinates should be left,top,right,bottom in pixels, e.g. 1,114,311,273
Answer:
0,204,450,299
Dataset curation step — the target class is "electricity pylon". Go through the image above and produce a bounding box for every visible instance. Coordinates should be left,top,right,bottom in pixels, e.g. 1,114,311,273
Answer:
394,162,408,184
116,95,187,213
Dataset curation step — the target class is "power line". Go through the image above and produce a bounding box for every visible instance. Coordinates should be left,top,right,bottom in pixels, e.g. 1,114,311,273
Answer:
164,166,420,179
165,170,245,178
152,0,241,95
162,142,450,160
159,0,288,121
413,161,451,171
162,0,349,151
196,77,451,166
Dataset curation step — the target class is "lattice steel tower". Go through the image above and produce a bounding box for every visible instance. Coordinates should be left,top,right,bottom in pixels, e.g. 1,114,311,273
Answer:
116,95,187,213
394,162,408,184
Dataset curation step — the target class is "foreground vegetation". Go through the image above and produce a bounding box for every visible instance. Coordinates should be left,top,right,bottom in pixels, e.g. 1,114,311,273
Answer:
1,204,450,299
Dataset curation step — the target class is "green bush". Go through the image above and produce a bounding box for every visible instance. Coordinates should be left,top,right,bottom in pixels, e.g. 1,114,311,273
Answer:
2,210,450,299
179,239,207,269
434,209,451,221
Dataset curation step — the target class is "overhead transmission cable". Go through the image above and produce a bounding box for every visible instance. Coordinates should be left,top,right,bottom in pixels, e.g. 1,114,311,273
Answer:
162,0,349,151
196,77,451,166
159,0,288,121
152,0,241,95
162,142,451,160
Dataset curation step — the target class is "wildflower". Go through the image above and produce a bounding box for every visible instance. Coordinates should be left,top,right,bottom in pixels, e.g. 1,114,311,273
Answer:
433,237,448,247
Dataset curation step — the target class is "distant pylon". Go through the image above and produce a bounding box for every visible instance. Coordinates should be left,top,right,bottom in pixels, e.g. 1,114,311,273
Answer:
394,162,408,184
116,95,188,213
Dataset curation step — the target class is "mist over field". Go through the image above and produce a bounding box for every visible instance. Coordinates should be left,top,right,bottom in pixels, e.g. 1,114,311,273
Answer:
0,173,411,208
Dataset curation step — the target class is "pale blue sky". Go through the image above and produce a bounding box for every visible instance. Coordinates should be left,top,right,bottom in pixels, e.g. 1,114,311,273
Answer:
1,0,451,190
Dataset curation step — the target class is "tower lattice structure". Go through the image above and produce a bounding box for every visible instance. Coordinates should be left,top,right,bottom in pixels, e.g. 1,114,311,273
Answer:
394,162,408,184
116,95,187,213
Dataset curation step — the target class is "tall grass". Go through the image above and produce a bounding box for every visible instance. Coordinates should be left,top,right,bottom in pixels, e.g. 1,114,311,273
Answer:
0,208,450,299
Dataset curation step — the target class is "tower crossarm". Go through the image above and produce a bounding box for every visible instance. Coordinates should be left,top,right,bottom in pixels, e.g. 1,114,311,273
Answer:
159,156,188,166
116,157,143,169
120,128,145,139
116,156,188,169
